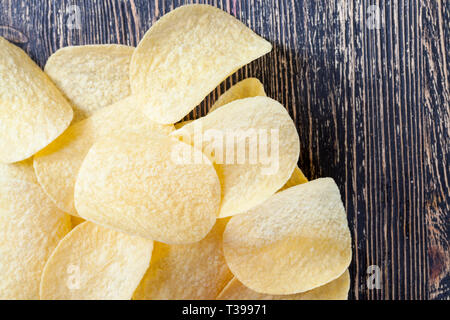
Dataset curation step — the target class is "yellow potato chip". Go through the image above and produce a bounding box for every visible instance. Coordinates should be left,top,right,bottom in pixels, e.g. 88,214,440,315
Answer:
133,218,233,300
217,270,350,300
223,178,352,294
0,158,37,184
130,4,272,124
209,78,266,113
0,37,73,163
207,78,306,197
172,96,300,218
33,97,174,216
279,166,308,191
0,179,71,299
174,120,193,130
207,79,307,195
40,222,153,300
45,44,134,122
74,129,221,243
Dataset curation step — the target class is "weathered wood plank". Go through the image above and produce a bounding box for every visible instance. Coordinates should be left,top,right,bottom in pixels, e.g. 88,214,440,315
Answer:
422,0,449,300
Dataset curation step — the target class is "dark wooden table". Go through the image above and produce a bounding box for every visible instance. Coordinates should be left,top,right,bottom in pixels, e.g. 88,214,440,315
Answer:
0,0,448,300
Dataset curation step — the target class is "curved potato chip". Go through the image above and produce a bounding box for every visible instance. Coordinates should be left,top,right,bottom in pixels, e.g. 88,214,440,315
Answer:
74,129,221,243
33,97,174,216
217,270,350,300
223,178,352,294
130,4,272,124
0,37,73,163
45,44,134,122
172,96,300,218
133,219,233,300
0,158,37,184
209,82,306,196
0,179,71,299
40,222,153,300
209,78,266,113
279,166,308,191
207,79,307,196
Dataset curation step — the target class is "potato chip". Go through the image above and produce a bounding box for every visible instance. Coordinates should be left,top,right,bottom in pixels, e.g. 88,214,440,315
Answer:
223,178,352,294
40,222,153,300
45,44,134,122
207,79,307,195
209,78,266,113
74,129,221,243
279,166,308,191
0,179,71,299
217,270,350,300
133,218,233,300
33,96,174,216
130,4,272,124
172,96,300,218
0,158,37,184
0,37,73,163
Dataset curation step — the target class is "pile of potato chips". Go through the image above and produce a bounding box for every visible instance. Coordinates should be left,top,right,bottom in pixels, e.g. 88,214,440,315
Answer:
0,5,352,300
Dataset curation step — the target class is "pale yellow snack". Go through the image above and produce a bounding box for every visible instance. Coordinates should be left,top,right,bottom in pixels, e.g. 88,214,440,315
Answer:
133,219,233,300
0,158,37,184
74,129,221,243
217,270,350,300
207,79,307,195
209,78,266,113
0,36,73,163
130,4,272,124
0,179,71,299
40,222,153,300
45,44,134,122
173,96,300,218
279,166,308,191
223,178,352,294
33,96,174,216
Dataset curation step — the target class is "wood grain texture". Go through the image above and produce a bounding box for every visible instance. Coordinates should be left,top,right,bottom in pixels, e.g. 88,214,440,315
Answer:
0,0,448,300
